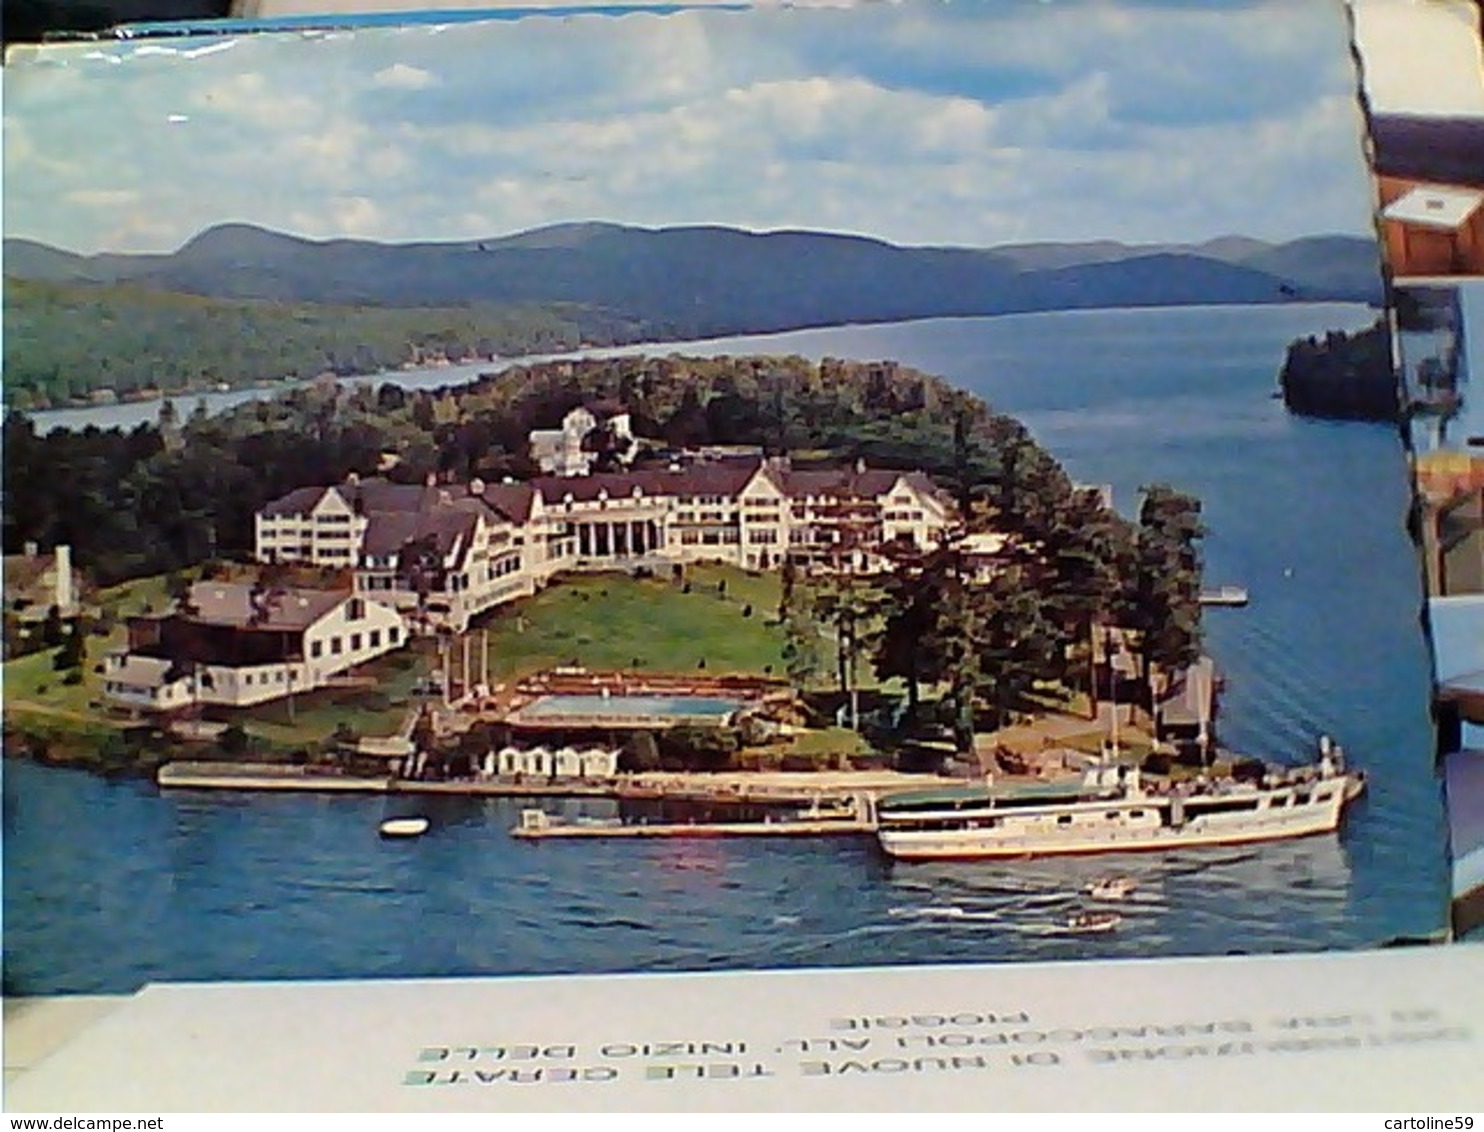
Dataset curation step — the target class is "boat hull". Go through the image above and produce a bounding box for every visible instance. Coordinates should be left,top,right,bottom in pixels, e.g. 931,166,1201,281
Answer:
879,821,1340,860
877,777,1353,861
379,818,430,838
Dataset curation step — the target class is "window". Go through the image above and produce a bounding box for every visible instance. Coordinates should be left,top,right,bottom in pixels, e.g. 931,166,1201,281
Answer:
370,630,381,648
331,637,343,655
350,633,362,651
311,641,323,659
347,598,365,621
1056,815,1073,825
389,627,401,644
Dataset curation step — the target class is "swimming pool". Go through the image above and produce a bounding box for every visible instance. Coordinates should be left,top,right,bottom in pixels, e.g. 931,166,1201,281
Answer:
516,693,744,721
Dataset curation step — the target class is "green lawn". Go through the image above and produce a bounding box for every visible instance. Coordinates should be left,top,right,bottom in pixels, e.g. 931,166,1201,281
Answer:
245,650,426,747
3,573,174,732
3,572,425,751
480,565,788,680
3,562,881,756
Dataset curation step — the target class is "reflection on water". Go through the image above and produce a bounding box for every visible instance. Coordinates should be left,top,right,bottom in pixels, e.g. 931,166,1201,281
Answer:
880,836,1354,955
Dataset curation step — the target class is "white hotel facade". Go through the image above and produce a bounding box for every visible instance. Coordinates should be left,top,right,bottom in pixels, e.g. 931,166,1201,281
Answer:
255,456,955,634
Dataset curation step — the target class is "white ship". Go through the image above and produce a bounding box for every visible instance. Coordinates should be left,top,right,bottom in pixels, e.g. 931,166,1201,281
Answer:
875,737,1364,861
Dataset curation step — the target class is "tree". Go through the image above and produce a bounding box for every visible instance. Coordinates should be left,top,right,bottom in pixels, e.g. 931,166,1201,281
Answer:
53,620,85,672
811,574,879,726
781,606,825,693
619,730,662,773
40,604,65,648
1122,484,1205,712
971,569,1060,731
778,556,797,623
872,556,942,721
219,723,250,758
662,385,710,448
660,724,740,771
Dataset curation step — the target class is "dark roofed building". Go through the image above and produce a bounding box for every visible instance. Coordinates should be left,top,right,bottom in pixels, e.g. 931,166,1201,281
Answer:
258,486,330,520
478,481,538,525
106,582,406,713
255,453,957,629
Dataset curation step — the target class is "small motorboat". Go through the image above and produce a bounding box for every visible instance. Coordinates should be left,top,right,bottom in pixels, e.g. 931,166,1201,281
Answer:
1067,911,1122,934
1086,875,1137,901
379,816,430,839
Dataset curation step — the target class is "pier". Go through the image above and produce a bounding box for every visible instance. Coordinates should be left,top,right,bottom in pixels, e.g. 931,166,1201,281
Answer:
511,802,875,840
157,762,392,793
1199,585,1250,607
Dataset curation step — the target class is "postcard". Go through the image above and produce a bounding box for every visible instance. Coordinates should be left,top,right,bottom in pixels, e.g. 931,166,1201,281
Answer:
0,0,1461,1108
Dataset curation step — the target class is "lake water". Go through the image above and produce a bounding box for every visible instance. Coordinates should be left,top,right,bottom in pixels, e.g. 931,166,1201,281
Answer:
4,303,1452,995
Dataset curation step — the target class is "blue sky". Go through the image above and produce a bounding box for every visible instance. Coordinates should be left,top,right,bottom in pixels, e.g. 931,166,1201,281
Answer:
3,0,1380,255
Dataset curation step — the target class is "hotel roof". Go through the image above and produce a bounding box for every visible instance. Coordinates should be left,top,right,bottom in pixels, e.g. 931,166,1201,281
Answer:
530,456,771,504
184,582,348,632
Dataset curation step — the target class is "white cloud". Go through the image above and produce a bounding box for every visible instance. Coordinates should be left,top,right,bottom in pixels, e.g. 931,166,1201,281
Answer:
190,71,321,130
372,63,437,91
63,189,141,208
2,2,1379,254
329,195,386,236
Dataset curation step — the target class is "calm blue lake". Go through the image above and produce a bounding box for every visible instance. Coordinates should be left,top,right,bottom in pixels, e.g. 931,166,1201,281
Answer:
3,303,1451,995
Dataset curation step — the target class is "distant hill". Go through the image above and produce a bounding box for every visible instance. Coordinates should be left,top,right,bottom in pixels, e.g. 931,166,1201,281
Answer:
5,222,1383,333
2,222,1386,409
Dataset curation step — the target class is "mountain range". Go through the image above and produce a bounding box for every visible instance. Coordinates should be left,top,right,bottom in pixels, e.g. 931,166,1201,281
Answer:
4,223,1383,340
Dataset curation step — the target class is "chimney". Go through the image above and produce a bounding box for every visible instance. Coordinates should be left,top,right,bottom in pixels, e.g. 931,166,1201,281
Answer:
346,471,360,486
54,545,74,613
855,457,867,475
469,477,486,496
425,472,437,487
23,540,38,558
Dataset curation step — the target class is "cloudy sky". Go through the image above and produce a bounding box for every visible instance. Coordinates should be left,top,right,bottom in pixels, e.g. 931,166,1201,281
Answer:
4,0,1380,255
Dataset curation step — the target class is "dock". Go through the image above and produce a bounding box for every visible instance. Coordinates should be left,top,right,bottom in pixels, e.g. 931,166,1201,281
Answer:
510,816,875,840
157,762,392,793
1199,585,1250,607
